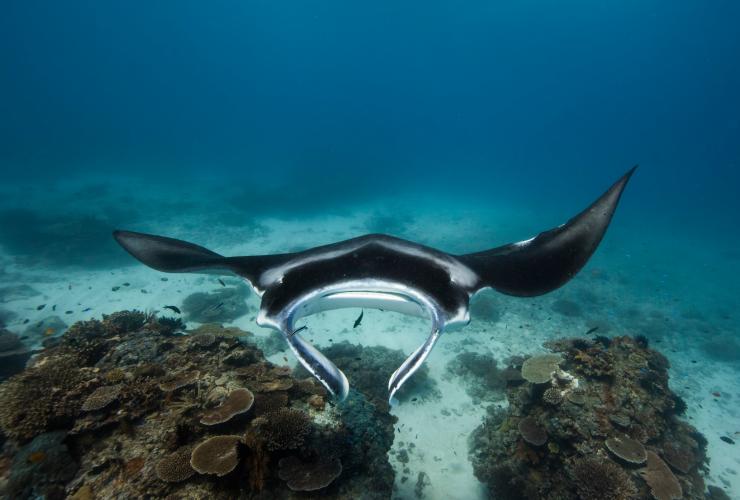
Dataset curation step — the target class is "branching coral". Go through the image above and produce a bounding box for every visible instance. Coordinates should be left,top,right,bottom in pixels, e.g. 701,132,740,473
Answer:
570,457,637,500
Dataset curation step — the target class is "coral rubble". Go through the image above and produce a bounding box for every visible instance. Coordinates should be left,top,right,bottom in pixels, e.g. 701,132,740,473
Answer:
469,336,709,499
0,310,396,499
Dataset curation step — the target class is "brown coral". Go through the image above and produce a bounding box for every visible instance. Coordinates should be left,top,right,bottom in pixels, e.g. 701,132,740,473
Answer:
190,435,241,476
0,355,88,440
252,392,289,417
571,457,637,500
641,451,682,500
518,416,547,446
200,388,254,425
521,354,562,384
260,408,312,451
278,455,342,491
158,371,199,392
605,435,647,464
81,385,123,412
156,448,195,482
542,387,563,405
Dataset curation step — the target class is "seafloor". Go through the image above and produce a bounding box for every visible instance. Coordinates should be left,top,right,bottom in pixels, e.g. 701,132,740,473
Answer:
0,179,738,499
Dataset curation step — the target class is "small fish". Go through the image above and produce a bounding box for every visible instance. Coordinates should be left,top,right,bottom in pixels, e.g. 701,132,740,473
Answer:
141,289,148,294
218,278,226,287
712,391,721,398
65,310,73,315
23,319,29,324
161,277,168,282
44,327,56,336
411,397,418,402
112,286,120,292
353,310,364,328
82,307,92,312
27,451,46,464
36,304,46,311
283,356,289,362
354,357,362,361
585,326,599,335
288,325,308,338
720,436,735,445
123,282,130,286
52,305,56,311
329,338,333,342
68,284,72,290
163,305,181,314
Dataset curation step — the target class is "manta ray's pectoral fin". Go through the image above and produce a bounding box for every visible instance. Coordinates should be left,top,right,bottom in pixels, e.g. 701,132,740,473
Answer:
112,230,288,289
459,166,636,297
282,328,350,401
388,323,442,405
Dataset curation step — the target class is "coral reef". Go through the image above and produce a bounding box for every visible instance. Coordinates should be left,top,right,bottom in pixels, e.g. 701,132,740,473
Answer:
181,285,250,323
278,455,343,491
200,388,254,425
0,310,397,498
444,352,507,402
189,435,242,476
469,336,708,499
295,341,439,411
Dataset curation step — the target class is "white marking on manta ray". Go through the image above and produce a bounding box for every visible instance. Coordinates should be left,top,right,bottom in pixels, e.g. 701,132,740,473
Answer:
257,236,478,291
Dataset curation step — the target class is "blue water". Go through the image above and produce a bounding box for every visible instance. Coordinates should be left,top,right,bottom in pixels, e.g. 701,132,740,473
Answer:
1,1,739,498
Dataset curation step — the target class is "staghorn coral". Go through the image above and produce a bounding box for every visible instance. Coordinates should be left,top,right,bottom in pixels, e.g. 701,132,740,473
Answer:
570,457,637,500
155,448,195,483
81,384,123,412
251,391,289,417
259,408,312,451
189,435,241,476
278,455,343,491
200,388,254,425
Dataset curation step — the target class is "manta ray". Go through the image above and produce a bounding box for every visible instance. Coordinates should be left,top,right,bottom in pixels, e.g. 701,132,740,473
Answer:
113,167,635,403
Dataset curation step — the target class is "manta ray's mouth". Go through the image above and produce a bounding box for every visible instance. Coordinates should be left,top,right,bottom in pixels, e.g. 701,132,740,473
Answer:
274,285,447,404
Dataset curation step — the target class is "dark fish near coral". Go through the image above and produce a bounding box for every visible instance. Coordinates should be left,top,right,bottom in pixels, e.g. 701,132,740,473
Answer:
37,304,46,311
353,310,364,328
82,307,92,312
65,310,73,314
112,286,120,292
720,436,735,445
288,325,307,338
52,305,56,311
585,326,599,335
164,305,181,314
23,319,29,324
218,278,226,287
